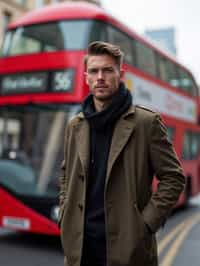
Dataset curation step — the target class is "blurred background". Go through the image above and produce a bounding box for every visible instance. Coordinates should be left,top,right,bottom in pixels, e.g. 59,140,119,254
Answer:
0,1,199,266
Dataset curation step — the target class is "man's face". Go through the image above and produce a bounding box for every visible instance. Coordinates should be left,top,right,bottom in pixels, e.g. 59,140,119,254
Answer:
85,54,123,101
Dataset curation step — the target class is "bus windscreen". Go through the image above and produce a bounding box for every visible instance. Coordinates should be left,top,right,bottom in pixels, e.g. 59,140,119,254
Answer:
1,20,92,57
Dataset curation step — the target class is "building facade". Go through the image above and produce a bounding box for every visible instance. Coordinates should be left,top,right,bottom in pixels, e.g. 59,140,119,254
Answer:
36,0,100,7
0,0,36,45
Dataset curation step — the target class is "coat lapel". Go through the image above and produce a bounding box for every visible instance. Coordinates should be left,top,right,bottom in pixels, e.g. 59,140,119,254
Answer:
106,107,136,184
75,114,90,177
75,107,136,183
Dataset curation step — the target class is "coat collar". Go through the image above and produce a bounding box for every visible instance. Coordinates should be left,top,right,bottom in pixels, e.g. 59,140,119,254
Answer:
75,105,136,181
75,118,90,178
77,105,136,120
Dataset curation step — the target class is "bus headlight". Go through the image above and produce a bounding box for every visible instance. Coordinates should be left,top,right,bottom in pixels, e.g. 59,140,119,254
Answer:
52,69,74,92
51,205,60,221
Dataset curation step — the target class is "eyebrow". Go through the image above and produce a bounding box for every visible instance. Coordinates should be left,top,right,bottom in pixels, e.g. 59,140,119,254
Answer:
87,66,115,71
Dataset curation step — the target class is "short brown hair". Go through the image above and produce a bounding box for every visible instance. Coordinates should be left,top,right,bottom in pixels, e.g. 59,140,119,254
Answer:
84,41,124,69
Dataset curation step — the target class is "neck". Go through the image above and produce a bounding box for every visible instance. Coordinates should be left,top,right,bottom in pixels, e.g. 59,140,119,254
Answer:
93,98,112,112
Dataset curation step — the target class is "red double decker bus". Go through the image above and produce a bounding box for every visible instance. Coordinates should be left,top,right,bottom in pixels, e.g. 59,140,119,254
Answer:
0,2,199,235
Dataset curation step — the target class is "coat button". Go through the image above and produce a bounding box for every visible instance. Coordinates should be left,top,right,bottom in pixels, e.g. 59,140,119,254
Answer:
78,203,83,211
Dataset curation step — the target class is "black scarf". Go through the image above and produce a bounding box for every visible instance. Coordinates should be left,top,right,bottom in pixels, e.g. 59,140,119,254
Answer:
82,82,132,130
81,82,132,245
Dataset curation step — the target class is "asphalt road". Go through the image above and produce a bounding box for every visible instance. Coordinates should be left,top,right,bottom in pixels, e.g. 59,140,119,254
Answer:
1,195,200,266
0,231,63,266
158,195,200,266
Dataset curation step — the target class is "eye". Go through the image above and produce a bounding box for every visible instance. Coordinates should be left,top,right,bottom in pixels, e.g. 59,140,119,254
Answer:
103,67,114,73
88,68,98,75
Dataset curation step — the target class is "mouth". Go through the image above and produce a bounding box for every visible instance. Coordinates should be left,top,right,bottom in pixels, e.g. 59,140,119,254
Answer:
95,85,108,89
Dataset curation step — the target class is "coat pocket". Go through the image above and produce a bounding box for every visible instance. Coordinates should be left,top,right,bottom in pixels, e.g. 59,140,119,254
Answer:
133,203,155,258
133,203,150,238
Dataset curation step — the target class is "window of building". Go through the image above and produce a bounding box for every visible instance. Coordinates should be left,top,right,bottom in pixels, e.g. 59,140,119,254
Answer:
15,0,27,5
135,41,157,76
36,0,44,8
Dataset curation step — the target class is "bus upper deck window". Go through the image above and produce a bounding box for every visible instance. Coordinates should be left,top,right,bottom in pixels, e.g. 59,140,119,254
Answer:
2,20,92,57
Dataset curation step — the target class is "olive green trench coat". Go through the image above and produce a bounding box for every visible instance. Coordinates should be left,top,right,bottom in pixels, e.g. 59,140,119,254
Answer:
59,105,185,266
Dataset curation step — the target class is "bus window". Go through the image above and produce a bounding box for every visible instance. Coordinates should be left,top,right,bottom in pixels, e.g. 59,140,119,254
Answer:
158,55,168,82
59,20,91,50
11,27,42,55
0,30,12,56
182,131,191,160
158,56,179,88
1,20,92,57
166,126,175,143
182,131,199,160
191,132,200,159
165,60,179,88
135,41,157,77
177,68,198,96
198,133,200,155
107,25,135,66
89,20,108,43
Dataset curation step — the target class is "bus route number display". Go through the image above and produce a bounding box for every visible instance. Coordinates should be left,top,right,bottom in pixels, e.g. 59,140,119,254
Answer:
0,72,48,94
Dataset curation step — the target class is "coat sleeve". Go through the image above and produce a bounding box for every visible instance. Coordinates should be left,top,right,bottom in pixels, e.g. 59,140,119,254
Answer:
142,114,185,233
58,123,70,227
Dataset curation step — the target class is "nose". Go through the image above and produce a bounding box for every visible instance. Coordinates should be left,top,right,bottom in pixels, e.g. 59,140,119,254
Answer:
97,69,104,80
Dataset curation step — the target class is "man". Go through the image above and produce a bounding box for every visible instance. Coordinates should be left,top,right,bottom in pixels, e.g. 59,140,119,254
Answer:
59,41,185,266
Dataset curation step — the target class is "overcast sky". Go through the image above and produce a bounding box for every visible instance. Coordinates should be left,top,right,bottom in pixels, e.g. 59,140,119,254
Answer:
101,0,200,85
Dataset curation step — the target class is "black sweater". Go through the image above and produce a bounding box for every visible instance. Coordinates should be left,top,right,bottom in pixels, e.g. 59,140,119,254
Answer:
82,83,132,263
